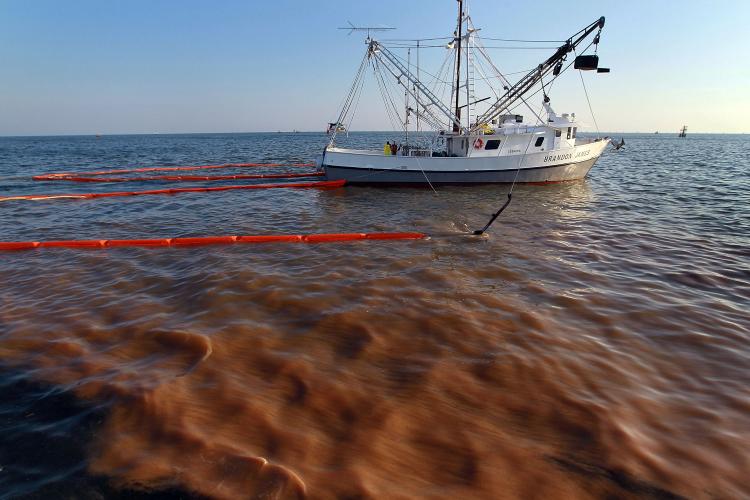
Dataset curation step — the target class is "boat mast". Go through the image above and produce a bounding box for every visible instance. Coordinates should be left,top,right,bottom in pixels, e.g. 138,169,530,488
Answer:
453,0,463,133
405,48,411,145
416,40,420,133
465,2,473,130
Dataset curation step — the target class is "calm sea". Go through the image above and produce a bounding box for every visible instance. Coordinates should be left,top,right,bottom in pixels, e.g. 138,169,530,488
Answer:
0,132,748,499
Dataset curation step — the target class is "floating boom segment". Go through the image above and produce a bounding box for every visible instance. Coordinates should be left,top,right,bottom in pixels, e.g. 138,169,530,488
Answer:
472,17,605,132
368,40,464,132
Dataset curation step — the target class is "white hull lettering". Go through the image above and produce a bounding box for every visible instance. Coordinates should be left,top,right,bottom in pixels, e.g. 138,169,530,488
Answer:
543,149,591,163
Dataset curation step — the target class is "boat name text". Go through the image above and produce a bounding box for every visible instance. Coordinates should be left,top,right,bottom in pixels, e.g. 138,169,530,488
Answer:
543,149,591,163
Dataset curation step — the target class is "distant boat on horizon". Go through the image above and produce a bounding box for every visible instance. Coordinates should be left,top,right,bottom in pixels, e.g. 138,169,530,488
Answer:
679,126,688,138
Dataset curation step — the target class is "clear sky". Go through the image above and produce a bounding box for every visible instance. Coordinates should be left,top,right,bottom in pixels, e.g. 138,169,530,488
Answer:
1,0,747,135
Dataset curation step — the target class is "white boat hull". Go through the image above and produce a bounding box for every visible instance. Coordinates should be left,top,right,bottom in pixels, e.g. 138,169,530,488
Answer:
323,139,610,184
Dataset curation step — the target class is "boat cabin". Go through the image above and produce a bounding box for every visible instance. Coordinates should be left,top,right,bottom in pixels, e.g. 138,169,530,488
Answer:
442,118,578,158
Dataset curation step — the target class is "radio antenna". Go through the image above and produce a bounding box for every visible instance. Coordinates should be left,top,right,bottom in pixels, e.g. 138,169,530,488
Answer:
338,21,396,40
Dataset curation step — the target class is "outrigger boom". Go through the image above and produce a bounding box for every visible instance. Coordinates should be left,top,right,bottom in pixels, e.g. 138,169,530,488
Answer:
474,16,606,131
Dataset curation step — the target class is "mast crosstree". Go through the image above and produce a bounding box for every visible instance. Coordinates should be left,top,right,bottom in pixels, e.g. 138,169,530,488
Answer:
453,0,465,132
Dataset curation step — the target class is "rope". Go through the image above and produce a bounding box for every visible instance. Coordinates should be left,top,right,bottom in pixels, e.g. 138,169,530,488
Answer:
383,43,558,50
472,130,539,235
346,62,367,133
382,36,564,44
377,58,435,133
472,38,544,125
413,155,438,194
578,69,600,135
472,40,598,236
329,52,369,146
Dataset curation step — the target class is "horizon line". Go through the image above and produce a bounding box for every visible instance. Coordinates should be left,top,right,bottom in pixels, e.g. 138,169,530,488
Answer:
1,130,747,138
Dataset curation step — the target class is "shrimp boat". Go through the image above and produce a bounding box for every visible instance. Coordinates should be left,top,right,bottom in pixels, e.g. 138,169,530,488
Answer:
322,1,615,184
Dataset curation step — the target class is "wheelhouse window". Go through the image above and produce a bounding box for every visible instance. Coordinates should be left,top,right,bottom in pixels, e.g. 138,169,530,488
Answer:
555,130,562,137
534,137,544,147
572,127,577,138
566,127,572,139
484,139,501,150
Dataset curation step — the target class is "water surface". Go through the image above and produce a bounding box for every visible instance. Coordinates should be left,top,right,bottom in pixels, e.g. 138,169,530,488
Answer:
1,133,748,499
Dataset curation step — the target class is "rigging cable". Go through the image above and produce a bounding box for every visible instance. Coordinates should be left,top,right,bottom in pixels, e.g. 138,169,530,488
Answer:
479,37,565,43
375,59,404,129
382,35,564,43
346,59,368,133
382,43,558,50
472,38,544,124
372,51,537,87
375,55,446,131
575,51,601,135
372,59,406,132
432,50,456,129
473,38,600,235
500,37,597,121
469,51,501,102
329,52,369,146
385,48,463,129
414,154,438,195
472,130,539,235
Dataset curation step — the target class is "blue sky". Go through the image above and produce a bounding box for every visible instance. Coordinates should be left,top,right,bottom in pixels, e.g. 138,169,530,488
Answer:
1,0,747,135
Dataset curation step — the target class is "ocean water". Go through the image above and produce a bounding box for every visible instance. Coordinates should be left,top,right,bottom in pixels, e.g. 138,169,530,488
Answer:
0,132,748,499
